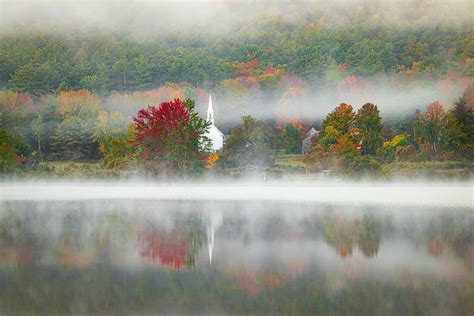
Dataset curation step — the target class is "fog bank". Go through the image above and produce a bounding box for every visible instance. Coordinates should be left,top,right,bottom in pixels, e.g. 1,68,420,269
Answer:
1,182,472,208
1,0,473,35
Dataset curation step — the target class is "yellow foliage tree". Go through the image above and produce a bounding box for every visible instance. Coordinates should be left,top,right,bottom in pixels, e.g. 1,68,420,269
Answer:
205,152,219,169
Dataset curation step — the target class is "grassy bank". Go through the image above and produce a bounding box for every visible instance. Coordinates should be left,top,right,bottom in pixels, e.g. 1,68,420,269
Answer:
2,158,473,181
275,156,474,180
8,161,126,178
381,161,474,179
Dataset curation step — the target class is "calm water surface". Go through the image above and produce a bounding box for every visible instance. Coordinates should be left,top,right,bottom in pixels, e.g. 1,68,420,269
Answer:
0,199,473,315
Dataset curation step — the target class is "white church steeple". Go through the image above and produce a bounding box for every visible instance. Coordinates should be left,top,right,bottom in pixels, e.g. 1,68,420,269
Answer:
204,94,224,151
207,94,214,125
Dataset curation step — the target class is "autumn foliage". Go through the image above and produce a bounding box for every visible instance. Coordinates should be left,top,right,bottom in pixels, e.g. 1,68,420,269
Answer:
56,89,101,117
132,98,210,175
205,152,219,169
133,99,191,151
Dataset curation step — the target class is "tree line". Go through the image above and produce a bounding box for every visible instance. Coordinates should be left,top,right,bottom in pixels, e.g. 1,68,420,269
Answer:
0,84,472,177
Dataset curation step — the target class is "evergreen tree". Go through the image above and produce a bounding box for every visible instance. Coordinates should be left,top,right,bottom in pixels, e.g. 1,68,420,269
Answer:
355,103,383,156
220,116,276,168
131,56,152,91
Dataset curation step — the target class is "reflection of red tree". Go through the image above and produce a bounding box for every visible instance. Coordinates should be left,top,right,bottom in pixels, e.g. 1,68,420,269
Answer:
137,229,188,269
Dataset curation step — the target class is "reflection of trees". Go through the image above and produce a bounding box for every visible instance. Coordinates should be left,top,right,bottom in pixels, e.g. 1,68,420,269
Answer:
137,228,188,269
226,268,291,296
449,223,474,271
1,201,474,315
218,213,247,238
321,215,356,258
424,217,450,258
321,213,382,259
358,215,382,258
0,205,133,268
136,213,206,269
56,212,99,268
95,212,131,252
0,209,42,266
260,214,290,240
2,264,473,315
426,239,445,257
423,215,474,271
462,243,474,271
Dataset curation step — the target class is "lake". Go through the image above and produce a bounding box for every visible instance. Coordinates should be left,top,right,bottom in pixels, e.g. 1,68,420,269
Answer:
0,184,473,315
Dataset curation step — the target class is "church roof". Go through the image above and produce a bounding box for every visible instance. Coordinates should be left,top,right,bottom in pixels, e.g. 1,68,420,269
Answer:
303,127,319,141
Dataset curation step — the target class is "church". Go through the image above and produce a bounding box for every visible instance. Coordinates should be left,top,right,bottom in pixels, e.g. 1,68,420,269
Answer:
205,94,224,151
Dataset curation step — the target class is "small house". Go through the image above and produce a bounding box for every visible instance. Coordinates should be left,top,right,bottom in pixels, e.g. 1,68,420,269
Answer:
302,127,319,154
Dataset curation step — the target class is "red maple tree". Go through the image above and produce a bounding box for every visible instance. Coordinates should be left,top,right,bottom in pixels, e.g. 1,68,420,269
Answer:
131,98,210,174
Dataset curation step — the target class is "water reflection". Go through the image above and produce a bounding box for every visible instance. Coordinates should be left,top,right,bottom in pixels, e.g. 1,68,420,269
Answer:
207,210,223,265
0,200,473,315
137,212,206,269
321,213,382,259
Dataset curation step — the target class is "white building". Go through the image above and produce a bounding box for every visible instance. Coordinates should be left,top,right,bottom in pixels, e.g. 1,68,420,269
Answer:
302,127,319,154
205,94,224,151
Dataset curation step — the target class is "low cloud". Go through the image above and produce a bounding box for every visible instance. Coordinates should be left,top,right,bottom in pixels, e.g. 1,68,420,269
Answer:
1,0,472,36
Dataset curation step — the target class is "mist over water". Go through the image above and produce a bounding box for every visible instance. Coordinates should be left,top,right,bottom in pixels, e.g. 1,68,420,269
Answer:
0,0,473,313
0,198,473,314
1,181,473,208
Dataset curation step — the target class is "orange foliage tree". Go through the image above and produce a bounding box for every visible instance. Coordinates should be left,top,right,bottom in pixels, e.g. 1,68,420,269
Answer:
53,89,102,159
205,152,219,169
413,101,446,160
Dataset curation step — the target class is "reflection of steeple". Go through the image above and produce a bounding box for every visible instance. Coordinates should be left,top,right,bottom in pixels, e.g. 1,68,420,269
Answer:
207,211,223,265
204,94,224,151
207,221,214,264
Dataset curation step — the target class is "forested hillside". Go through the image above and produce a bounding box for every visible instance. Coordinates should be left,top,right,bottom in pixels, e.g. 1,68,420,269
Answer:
1,2,473,96
0,0,473,178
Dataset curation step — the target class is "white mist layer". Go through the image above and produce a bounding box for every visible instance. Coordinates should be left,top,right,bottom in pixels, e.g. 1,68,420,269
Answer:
1,182,472,208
